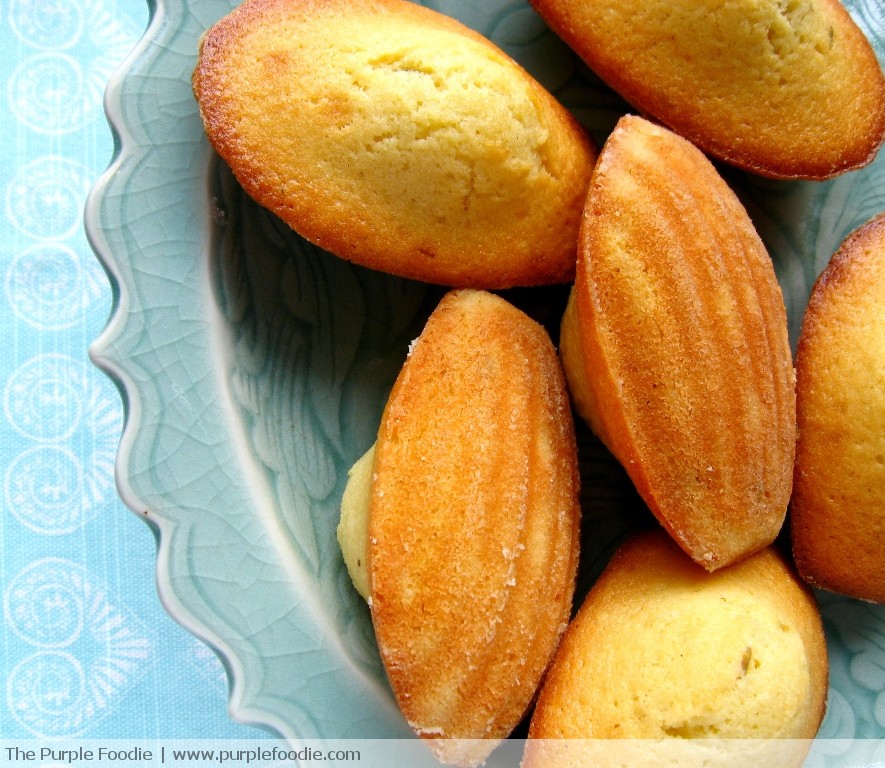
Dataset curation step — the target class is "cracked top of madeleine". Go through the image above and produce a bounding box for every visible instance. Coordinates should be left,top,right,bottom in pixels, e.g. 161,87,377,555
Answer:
192,0,596,288
559,115,796,572
530,0,885,179
525,530,827,756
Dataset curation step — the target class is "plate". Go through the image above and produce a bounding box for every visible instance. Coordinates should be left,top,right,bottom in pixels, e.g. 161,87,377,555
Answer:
87,0,885,761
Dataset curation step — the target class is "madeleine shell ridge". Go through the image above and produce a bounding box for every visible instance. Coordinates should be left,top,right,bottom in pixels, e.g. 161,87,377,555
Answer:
193,0,596,288
368,290,581,765
563,115,796,572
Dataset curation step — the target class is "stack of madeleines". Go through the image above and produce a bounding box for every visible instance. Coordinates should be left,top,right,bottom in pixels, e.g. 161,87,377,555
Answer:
193,0,885,764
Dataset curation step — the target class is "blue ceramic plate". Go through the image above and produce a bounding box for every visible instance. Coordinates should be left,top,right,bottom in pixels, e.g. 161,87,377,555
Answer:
87,0,884,762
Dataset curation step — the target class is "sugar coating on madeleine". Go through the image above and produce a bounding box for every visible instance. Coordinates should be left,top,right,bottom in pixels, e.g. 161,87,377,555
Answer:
364,289,580,766
193,0,596,288
529,0,885,179
791,212,885,604
560,115,795,572
524,531,828,768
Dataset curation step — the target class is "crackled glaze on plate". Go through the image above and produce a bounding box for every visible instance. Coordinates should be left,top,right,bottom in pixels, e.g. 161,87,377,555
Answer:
87,0,884,760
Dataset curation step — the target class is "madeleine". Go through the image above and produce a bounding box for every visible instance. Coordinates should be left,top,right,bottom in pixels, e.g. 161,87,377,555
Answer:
560,115,795,571
530,0,885,179
193,0,596,287
340,290,581,766
791,212,885,603
525,530,828,768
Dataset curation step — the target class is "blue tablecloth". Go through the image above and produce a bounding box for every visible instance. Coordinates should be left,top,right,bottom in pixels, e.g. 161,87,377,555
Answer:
0,0,256,741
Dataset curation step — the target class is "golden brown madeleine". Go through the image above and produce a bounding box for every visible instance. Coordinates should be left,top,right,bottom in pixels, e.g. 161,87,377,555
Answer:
524,531,828,768
792,213,885,603
559,115,795,571
530,0,885,179
368,290,580,766
193,0,596,288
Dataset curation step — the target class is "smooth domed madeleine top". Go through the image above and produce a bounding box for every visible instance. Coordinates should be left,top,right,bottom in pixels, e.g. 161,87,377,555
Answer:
524,531,828,768
530,0,885,179
791,212,885,603
193,0,596,288
559,115,796,572
367,290,581,766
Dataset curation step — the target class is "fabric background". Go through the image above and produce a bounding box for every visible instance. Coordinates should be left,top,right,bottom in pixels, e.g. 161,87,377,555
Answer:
0,0,257,740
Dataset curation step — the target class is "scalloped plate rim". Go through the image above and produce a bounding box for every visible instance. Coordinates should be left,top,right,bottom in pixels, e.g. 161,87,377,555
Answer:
84,0,296,738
